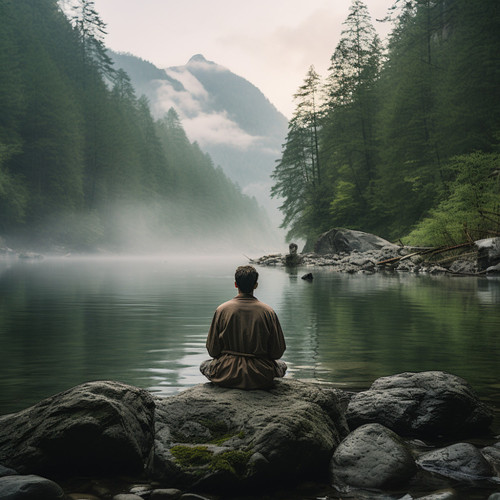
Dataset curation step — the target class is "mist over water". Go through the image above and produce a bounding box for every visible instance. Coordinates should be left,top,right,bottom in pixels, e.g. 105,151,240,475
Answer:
1,256,499,418
32,197,286,256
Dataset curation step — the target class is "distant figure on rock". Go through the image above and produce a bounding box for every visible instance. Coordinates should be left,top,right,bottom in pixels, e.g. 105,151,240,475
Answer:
200,265,287,390
285,242,302,267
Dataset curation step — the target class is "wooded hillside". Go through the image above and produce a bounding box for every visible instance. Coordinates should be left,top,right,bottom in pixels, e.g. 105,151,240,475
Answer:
0,0,273,252
272,0,500,247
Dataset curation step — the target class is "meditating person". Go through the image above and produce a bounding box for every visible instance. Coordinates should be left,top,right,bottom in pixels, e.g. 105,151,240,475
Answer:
200,265,287,390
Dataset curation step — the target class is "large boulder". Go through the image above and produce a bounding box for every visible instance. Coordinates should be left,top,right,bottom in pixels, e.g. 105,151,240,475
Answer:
329,423,417,490
153,378,349,490
314,228,397,255
0,381,155,476
346,371,493,439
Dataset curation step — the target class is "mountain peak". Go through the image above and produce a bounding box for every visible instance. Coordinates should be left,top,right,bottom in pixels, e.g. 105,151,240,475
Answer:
188,54,211,65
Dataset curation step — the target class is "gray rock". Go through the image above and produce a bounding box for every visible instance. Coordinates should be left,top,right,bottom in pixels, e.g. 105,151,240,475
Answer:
486,263,500,274
0,474,65,499
346,371,493,438
0,381,155,476
476,237,500,271
481,442,500,476
0,465,18,478
112,495,143,500
67,494,100,500
150,489,183,500
153,378,349,489
329,423,417,490
314,228,397,255
449,258,477,274
412,489,457,500
417,442,493,482
488,493,500,500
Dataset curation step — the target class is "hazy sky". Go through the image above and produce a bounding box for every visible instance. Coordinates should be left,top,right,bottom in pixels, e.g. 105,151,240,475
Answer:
91,0,395,118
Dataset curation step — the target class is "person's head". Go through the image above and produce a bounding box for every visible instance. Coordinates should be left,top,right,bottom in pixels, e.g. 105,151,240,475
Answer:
235,265,259,294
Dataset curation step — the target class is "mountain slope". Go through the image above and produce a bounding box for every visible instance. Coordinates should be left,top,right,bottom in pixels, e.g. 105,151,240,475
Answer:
110,52,288,228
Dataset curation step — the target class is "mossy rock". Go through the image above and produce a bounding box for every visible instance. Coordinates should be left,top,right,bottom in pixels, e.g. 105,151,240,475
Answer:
170,444,252,479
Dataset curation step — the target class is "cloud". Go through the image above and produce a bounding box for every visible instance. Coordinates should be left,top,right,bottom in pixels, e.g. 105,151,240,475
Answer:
149,67,261,150
152,79,203,117
182,112,260,150
165,67,209,98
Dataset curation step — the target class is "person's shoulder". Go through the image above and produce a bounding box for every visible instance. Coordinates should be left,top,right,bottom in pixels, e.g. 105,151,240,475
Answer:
216,297,239,312
253,298,276,314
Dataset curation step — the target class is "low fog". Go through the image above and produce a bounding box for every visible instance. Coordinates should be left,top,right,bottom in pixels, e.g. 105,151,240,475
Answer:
33,198,285,257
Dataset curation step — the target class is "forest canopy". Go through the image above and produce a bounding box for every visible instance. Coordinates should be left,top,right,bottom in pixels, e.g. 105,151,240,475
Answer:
272,0,500,247
0,0,273,252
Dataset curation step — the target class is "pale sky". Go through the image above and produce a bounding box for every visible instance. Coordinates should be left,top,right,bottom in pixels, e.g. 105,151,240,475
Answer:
91,0,395,118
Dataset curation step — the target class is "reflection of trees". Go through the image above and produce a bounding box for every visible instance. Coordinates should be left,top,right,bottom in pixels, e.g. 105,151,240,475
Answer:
276,271,500,393
0,260,220,413
1,262,498,414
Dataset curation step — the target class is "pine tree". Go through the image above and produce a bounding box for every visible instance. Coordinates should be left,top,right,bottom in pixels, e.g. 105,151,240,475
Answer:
322,0,382,230
271,67,330,241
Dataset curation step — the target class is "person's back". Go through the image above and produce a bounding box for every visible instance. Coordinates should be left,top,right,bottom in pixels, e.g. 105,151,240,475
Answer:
200,265,287,390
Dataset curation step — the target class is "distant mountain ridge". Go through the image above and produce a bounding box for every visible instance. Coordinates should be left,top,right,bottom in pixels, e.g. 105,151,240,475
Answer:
110,52,288,228
181,54,287,140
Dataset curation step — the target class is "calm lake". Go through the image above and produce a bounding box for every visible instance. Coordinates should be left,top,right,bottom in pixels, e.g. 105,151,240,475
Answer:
1,255,499,419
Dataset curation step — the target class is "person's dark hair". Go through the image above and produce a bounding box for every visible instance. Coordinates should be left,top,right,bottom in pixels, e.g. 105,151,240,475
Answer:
235,265,259,293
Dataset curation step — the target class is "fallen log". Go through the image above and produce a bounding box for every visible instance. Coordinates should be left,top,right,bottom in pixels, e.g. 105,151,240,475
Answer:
376,242,474,266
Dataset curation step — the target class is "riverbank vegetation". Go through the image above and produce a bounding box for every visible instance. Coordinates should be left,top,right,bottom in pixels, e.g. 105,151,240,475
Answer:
272,0,500,247
0,0,271,252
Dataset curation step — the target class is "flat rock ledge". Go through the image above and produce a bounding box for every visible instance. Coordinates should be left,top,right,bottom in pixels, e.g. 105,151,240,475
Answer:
0,373,498,500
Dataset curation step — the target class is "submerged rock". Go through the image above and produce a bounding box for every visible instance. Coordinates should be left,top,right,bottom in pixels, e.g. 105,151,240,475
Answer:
0,381,156,476
330,423,417,490
346,371,493,438
153,378,349,490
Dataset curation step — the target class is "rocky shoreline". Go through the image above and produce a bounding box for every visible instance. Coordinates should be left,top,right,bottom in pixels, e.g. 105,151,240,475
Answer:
252,229,500,277
0,372,499,500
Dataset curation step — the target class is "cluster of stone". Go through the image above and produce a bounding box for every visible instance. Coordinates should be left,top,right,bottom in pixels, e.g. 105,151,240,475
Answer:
253,229,500,276
0,373,499,499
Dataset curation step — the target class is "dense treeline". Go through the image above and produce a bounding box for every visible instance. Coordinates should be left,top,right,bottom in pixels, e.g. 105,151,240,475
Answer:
272,0,500,246
0,0,270,251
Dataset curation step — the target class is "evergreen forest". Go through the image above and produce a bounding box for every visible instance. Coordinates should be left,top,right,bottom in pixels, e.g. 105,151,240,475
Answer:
272,0,500,247
0,0,272,252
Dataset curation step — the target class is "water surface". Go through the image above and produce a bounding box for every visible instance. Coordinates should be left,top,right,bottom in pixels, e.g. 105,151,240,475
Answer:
1,255,499,416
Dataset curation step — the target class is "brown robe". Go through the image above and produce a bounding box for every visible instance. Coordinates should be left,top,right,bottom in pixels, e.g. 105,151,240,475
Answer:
205,294,286,389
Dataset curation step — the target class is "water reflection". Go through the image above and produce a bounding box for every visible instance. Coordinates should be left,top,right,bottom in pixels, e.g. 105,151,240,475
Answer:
0,257,499,414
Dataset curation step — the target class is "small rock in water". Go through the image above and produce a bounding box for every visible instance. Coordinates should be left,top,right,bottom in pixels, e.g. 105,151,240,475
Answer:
301,272,313,281
150,489,183,499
